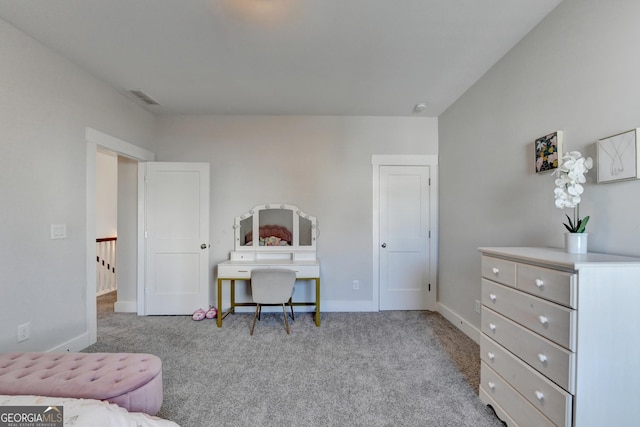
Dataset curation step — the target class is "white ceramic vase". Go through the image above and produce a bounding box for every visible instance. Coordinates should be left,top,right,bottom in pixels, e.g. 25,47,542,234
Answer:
565,232,588,254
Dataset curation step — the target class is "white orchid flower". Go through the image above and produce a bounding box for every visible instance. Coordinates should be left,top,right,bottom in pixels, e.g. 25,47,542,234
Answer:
552,151,593,232
584,157,593,169
572,183,584,194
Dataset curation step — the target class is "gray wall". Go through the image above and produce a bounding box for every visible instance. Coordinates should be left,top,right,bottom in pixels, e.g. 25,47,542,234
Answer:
439,0,640,334
0,17,155,352
155,115,438,309
95,150,117,238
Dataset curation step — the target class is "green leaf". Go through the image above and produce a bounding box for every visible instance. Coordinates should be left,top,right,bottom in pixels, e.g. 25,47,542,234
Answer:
575,215,590,233
564,214,576,232
565,214,575,233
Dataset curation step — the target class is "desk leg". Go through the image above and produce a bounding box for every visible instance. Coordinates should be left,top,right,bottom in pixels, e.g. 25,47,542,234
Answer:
315,278,321,327
217,278,223,327
230,279,236,313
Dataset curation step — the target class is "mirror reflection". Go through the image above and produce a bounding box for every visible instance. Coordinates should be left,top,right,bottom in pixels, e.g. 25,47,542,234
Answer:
239,215,253,246
258,208,293,246
299,215,312,246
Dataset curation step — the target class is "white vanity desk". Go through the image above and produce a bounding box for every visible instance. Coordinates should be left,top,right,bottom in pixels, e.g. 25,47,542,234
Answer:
216,204,320,327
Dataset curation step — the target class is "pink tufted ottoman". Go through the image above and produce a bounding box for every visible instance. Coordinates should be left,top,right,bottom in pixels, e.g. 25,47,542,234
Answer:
0,352,163,415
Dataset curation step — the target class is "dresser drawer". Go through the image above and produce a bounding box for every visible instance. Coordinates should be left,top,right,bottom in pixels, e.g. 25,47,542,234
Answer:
482,279,576,351
480,362,555,427
481,335,573,427
517,264,576,308
482,256,516,287
482,307,575,393
478,387,518,427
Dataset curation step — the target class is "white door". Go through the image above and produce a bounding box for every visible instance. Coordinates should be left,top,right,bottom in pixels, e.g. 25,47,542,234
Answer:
143,162,210,315
379,165,433,310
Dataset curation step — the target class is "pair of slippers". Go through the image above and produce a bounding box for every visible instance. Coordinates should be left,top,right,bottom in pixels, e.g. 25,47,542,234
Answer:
192,307,218,321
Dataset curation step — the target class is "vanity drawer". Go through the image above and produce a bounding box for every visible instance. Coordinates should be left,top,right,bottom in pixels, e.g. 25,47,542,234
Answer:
480,362,555,427
482,307,575,393
289,265,320,278
481,335,572,427
218,264,319,279
517,264,576,308
482,279,576,351
218,264,256,278
482,256,516,287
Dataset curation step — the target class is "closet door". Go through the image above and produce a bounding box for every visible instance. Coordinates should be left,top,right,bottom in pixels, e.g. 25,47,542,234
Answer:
379,165,432,310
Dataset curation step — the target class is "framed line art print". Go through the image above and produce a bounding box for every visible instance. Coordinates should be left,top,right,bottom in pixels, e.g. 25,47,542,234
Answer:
535,131,563,173
597,128,640,183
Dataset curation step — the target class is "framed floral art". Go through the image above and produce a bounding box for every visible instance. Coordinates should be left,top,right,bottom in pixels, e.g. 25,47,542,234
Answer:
535,131,563,173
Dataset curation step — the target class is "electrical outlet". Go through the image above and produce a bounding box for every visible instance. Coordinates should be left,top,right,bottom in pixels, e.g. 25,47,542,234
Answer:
17,322,30,342
475,300,481,314
352,280,360,290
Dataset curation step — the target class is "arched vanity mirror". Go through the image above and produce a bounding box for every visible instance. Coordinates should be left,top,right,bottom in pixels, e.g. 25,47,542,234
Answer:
232,204,317,261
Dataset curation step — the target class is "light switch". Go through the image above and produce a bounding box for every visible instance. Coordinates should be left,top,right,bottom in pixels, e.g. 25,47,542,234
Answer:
51,224,67,239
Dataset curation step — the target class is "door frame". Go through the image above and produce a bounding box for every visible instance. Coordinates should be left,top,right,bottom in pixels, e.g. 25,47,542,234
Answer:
371,155,438,311
86,127,155,345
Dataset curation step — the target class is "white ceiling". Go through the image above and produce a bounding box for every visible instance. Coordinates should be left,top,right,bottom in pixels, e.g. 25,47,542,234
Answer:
0,0,561,116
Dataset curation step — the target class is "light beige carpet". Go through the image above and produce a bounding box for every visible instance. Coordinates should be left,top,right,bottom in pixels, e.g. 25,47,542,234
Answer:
92,292,495,427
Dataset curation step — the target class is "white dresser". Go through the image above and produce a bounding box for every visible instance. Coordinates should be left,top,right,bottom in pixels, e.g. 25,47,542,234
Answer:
478,247,640,427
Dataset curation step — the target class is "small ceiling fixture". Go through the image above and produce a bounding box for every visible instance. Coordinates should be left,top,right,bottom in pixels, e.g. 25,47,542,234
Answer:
128,89,160,106
217,0,299,25
413,103,427,113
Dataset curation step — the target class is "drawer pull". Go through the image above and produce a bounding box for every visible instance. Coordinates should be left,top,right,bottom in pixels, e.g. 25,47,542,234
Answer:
535,390,545,401
537,353,548,363
489,293,497,302
487,352,495,361
489,323,497,332
488,381,496,390
535,278,544,288
538,315,549,325
238,270,249,273
491,267,500,275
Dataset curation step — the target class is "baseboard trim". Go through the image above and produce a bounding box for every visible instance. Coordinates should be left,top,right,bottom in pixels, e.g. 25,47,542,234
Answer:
437,302,481,344
114,300,137,313
322,300,375,312
47,332,92,353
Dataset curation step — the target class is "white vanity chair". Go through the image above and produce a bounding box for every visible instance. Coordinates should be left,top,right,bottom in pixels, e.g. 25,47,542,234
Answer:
216,204,320,327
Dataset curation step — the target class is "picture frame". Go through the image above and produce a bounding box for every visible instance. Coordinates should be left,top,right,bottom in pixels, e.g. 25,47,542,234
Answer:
597,128,640,183
535,131,563,173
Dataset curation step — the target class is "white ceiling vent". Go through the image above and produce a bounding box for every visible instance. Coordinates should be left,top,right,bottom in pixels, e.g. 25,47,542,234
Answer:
128,89,160,106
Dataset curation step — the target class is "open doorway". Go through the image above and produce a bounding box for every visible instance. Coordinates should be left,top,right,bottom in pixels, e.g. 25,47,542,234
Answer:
95,150,139,318
96,149,118,308
86,127,155,346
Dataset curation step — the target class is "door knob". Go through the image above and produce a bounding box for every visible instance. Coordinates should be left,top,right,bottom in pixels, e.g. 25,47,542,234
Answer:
381,243,387,248
201,244,210,249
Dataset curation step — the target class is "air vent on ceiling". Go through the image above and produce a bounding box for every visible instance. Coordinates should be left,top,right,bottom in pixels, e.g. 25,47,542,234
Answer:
128,89,160,106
